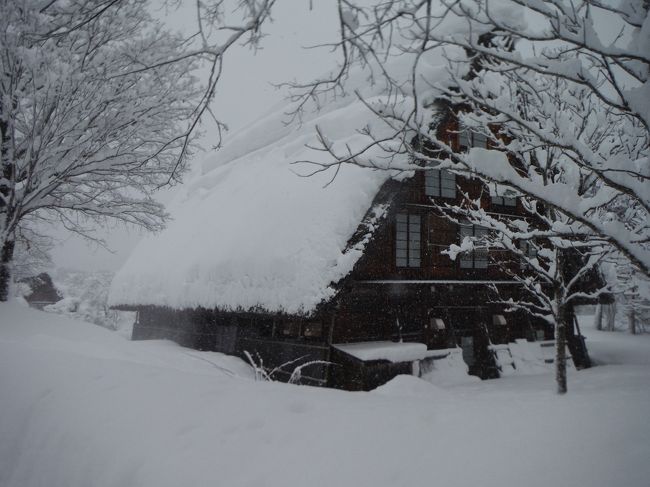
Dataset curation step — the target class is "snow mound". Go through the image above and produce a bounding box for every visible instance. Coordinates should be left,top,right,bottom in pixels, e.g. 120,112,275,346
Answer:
0,301,254,379
372,374,450,398
578,314,650,366
2,302,650,487
419,348,481,386
109,48,459,314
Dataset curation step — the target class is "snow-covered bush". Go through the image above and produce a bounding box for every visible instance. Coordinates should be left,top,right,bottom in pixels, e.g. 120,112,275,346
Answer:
45,270,134,332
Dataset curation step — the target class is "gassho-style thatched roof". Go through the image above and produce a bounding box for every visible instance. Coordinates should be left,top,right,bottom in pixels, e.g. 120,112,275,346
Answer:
108,48,461,315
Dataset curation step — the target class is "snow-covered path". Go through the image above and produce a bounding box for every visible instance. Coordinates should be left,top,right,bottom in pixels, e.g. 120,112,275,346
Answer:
1,302,648,487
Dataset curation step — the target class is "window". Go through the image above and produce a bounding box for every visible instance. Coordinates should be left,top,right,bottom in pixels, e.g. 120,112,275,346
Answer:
278,321,324,339
459,224,489,269
431,318,446,330
492,314,507,326
302,322,323,338
425,169,456,198
459,129,489,151
519,240,538,268
491,195,517,207
280,321,300,337
396,213,421,268
490,183,518,207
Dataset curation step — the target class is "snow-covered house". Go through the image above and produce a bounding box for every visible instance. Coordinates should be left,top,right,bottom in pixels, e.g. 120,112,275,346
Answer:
109,52,555,390
108,124,553,388
20,273,62,310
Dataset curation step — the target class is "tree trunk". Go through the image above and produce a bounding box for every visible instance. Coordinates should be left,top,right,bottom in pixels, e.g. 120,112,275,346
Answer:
555,309,569,395
628,307,637,335
605,302,616,331
0,238,15,302
594,303,603,330
626,286,638,335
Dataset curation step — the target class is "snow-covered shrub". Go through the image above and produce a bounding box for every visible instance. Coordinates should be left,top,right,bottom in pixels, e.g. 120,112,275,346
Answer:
45,269,134,332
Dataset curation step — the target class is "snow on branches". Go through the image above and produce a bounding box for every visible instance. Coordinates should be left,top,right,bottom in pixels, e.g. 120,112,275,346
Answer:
0,0,277,300
290,0,650,278
285,0,650,392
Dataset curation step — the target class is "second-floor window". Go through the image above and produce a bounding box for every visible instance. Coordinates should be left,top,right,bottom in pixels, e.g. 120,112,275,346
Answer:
490,183,517,207
491,195,517,207
459,129,489,151
519,240,538,269
425,169,456,198
459,224,489,269
396,213,421,268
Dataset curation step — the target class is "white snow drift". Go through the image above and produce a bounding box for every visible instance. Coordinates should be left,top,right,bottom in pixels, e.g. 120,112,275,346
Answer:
1,302,649,487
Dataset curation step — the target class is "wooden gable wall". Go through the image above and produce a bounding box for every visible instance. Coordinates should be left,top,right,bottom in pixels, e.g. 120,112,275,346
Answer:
328,112,547,350
349,117,528,283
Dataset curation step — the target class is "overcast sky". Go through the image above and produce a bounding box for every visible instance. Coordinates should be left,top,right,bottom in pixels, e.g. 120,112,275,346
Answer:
50,1,340,272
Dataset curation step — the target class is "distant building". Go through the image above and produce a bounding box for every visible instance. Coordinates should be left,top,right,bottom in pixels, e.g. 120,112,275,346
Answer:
20,273,61,310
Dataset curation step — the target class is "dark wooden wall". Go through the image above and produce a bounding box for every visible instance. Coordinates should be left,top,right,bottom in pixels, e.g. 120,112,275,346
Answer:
351,179,525,282
328,348,413,391
133,307,333,385
321,113,554,381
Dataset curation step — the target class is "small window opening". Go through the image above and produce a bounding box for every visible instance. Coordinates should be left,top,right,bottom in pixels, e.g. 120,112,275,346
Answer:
493,314,507,326
431,318,446,330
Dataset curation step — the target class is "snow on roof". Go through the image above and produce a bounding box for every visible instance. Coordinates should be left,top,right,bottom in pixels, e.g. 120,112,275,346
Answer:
109,48,461,314
333,341,428,363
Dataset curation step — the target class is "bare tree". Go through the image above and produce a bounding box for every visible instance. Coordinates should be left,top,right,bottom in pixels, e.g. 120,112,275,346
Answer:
0,0,276,300
424,80,614,392
439,178,610,393
609,258,650,334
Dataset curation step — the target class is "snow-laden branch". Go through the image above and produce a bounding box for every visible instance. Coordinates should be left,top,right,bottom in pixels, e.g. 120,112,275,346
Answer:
289,0,649,279
1,0,280,299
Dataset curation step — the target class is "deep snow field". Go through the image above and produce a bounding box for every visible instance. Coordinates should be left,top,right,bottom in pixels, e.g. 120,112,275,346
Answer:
1,301,649,487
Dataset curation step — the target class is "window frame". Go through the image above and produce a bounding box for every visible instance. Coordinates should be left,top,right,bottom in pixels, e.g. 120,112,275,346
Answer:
280,321,301,337
519,240,538,269
431,317,446,330
492,314,507,326
491,195,517,207
459,223,489,269
395,212,422,268
425,169,456,199
302,322,323,339
458,129,489,151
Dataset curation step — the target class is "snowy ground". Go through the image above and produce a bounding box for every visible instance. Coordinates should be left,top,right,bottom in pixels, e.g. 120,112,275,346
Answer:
1,302,649,487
